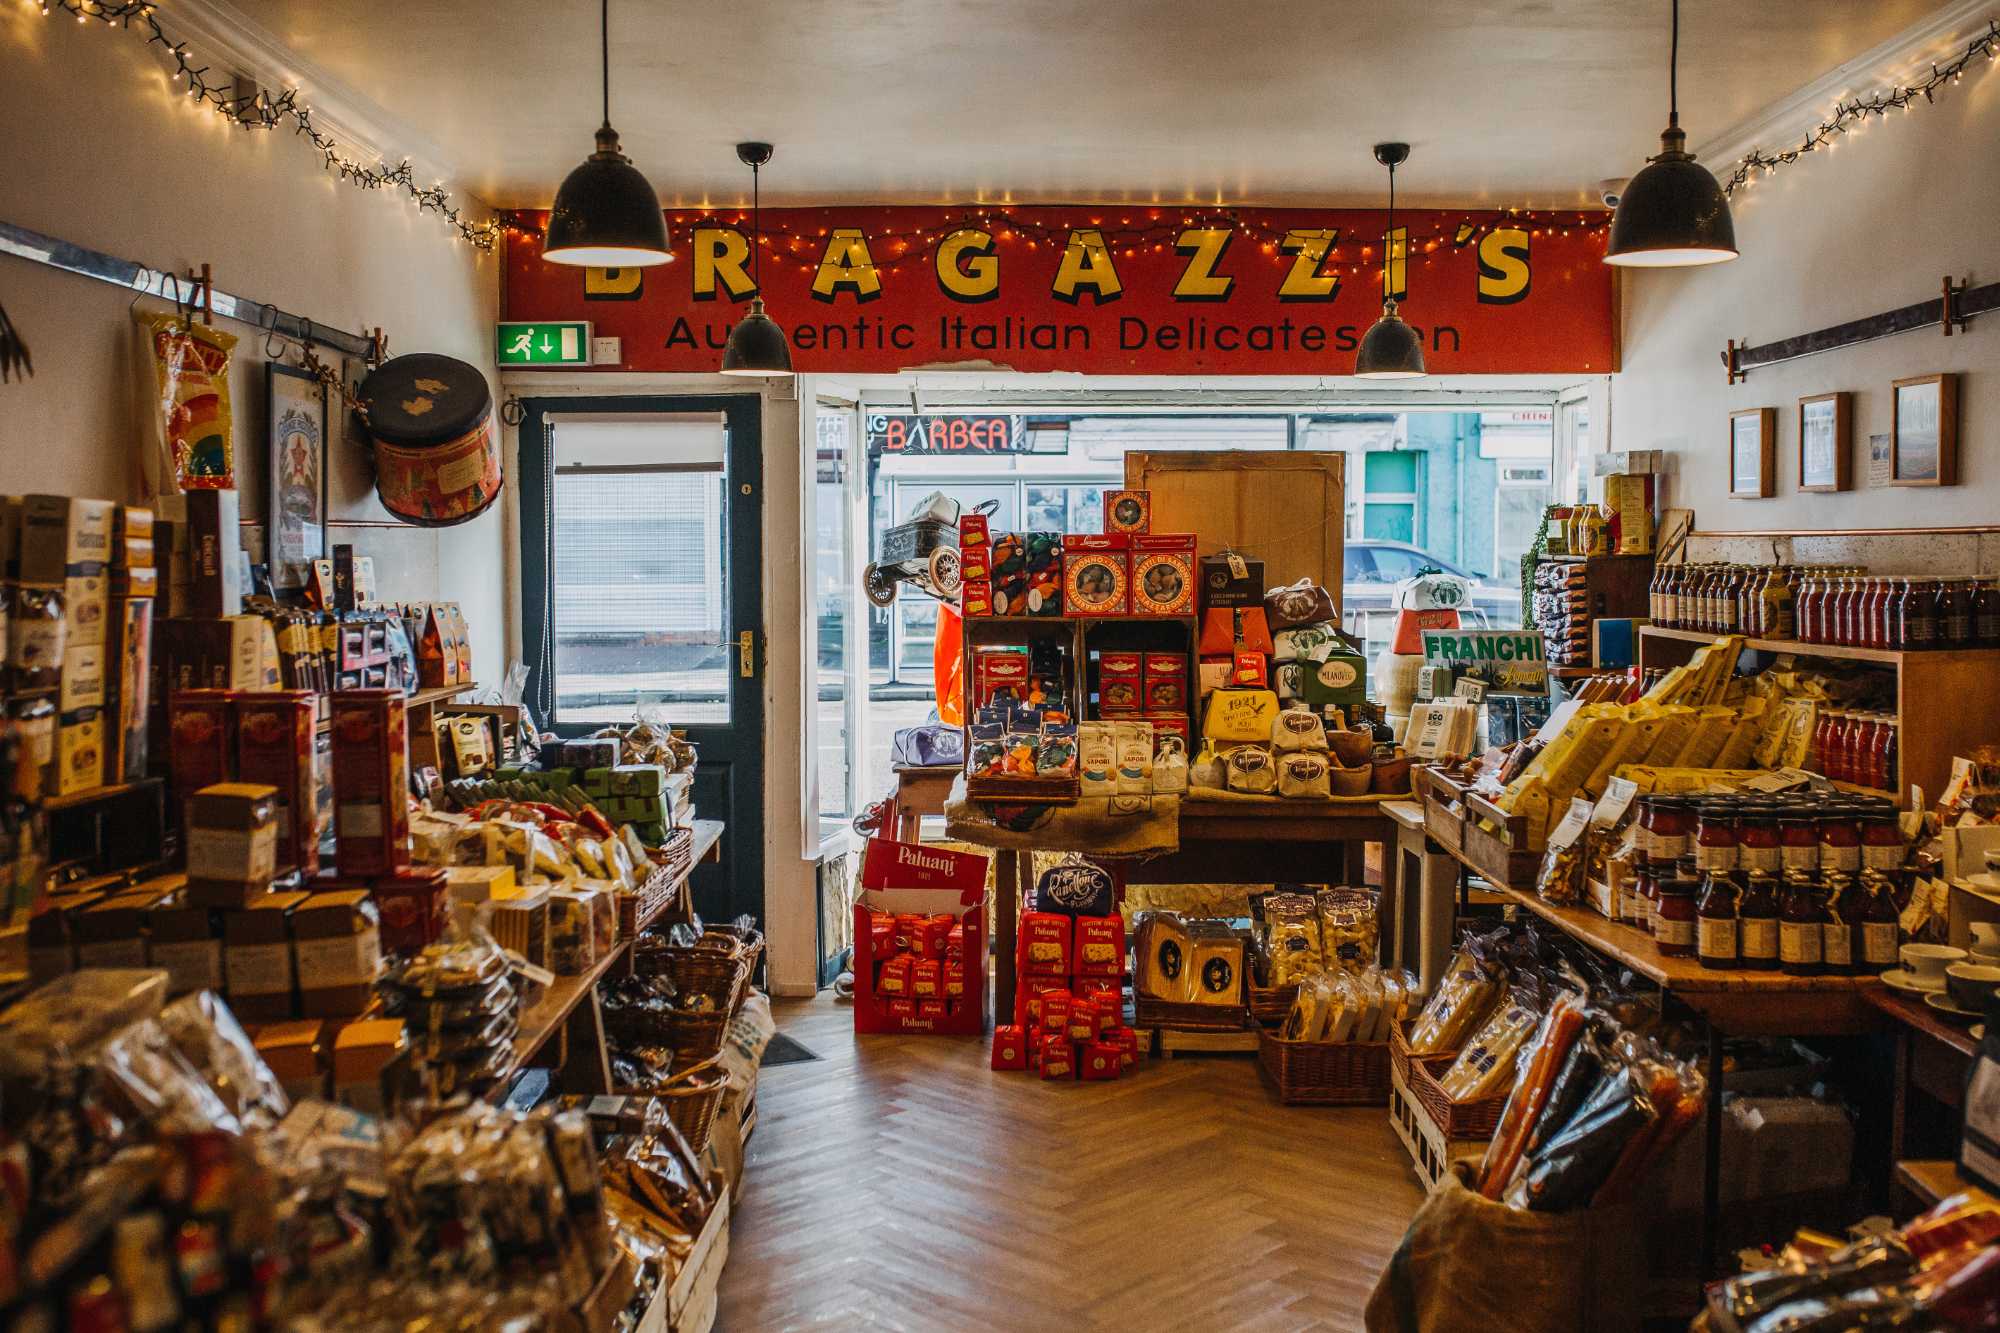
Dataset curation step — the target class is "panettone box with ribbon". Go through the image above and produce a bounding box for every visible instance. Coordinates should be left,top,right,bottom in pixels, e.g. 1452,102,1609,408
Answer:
854,837,989,1035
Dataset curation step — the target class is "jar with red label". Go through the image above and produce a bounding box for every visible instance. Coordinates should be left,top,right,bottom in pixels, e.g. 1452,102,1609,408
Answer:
1693,802,1739,874
1653,876,1698,956
1860,810,1904,873
1819,803,1862,875
1777,810,1819,879
1736,802,1782,877
1646,797,1694,867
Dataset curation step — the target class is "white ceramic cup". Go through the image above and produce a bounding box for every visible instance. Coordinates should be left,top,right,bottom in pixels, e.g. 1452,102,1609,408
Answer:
1972,922,2000,952
1902,943,1968,990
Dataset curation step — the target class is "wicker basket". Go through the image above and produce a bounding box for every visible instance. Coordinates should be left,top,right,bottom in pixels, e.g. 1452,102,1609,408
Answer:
618,1060,731,1155
1133,993,1249,1032
621,946,749,1060
1256,1029,1392,1106
700,924,765,1009
1389,1023,1506,1139
1246,980,1298,1027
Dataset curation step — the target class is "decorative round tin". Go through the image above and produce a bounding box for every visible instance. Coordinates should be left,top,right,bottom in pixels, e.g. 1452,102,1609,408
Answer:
359,354,503,527
1064,553,1128,615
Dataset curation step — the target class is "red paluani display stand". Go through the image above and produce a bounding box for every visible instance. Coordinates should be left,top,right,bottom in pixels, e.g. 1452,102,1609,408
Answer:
853,837,990,1036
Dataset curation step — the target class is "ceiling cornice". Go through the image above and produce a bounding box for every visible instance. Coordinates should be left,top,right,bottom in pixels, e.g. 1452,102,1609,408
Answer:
1694,0,1996,174
157,0,483,207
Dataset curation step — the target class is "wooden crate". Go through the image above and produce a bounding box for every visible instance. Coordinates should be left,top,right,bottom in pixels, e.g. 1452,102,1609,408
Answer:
1460,789,1541,889
1124,451,1345,599
1416,765,1467,854
1389,1061,1489,1193
634,1191,731,1333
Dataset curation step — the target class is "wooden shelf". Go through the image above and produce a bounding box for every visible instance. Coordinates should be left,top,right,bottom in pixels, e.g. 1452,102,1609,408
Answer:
506,942,628,1077
408,682,480,708
1864,983,1981,1059
1639,624,2000,666
1896,1158,1998,1210
689,818,724,865
44,777,164,812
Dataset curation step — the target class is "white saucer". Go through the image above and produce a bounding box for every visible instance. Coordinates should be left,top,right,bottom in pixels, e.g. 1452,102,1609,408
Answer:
1881,968,1948,995
1925,991,1984,1020
1972,950,2000,965
1974,1024,1987,1042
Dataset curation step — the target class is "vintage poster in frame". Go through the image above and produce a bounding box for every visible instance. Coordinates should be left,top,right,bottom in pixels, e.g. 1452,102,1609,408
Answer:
268,362,327,590
1891,373,1959,487
1729,407,1775,498
1797,392,1851,492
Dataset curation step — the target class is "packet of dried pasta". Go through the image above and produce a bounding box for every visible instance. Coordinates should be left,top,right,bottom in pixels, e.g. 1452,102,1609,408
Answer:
140,310,238,491
1315,887,1379,971
1263,892,1322,987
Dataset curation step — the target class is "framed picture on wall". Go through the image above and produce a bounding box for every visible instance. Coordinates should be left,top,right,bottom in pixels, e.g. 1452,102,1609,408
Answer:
1797,392,1851,492
267,362,328,591
1729,408,1775,498
1891,373,1959,486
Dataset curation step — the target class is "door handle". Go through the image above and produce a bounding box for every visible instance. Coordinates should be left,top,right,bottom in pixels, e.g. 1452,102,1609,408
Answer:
738,629,756,678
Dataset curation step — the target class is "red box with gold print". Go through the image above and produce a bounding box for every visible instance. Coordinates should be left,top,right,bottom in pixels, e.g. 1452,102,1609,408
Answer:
169,689,236,800
1063,534,1130,617
1142,653,1188,715
1018,911,1072,977
958,512,991,580
1131,534,1196,615
854,837,989,1036
1080,1041,1123,1081
1074,916,1126,978
1039,1031,1076,1080
233,690,320,875
960,579,994,618
991,1025,1027,1070
328,690,409,878
1096,650,1143,716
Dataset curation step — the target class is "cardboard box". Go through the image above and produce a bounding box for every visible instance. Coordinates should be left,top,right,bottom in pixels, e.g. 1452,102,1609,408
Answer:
1080,1040,1123,1081
1019,912,1073,977
1131,534,1197,616
488,889,551,967
105,596,153,785
1062,534,1130,617
74,888,172,970
19,494,115,584
1096,650,1143,714
234,691,319,875
26,892,109,983
444,864,516,905
1075,915,1126,978
991,1025,1027,1070
972,649,1030,711
1142,653,1188,715
54,708,104,797
110,564,159,599
223,890,309,1022
329,691,409,877
185,488,244,618
146,901,224,996
852,837,989,1037
187,782,279,889
292,890,380,1019
156,616,275,692
1199,552,1265,609
960,579,993,618
332,1017,404,1114
63,568,108,649
418,603,458,688
252,1020,326,1102
372,867,448,955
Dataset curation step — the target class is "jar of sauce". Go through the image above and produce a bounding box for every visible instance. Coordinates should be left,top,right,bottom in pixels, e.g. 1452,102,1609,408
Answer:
1737,871,1780,970
1625,862,1658,933
1845,715,1878,789
1872,721,1897,795
1857,870,1901,968
1817,711,1849,784
1942,578,1975,647
1778,873,1825,975
1901,578,1937,649
1696,871,1740,970
1737,802,1782,877
1822,872,1858,975
1881,580,1908,650
1860,810,1904,873
1778,810,1819,878
1694,802,1739,874
1654,876,1698,957
1646,797,1694,867
1819,803,1862,875
1976,579,2000,646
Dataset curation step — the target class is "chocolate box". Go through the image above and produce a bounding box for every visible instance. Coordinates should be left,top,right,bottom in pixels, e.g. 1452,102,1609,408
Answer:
1143,653,1188,715
972,649,1030,711
292,890,381,1019
372,867,449,955
58,642,106,714
63,568,108,649
332,1017,404,1114
1062,535,1130,617
184,488,244,618
991,532,1062,617
54,709,104,798
186,782,279,904
235,691,320,876
147,901,224,996
489,889,551,968
329,691,409,877
1103,489,1151,536
168,689,236,801
1132,534,1197,616
224,890,310,1023
1199,552,1266,609
19,495,115,585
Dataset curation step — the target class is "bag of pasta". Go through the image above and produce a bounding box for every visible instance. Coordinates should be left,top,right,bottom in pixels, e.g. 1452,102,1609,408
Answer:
1440,989,1543,1102
1263,891,1323,987
1406,945,1502,1055
1315,887,1379,971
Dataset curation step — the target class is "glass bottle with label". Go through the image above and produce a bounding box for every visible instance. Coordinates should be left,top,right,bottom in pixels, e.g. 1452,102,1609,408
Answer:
1943,578,1975,647
1778,872,1825,976
1696,870,1740,970
1796,573,1823,643
1860,810,1905,873
1693,802,1739,875
1819,803,1862,875
1976,579,2000,646
1737,802,1782,877
1856,870,1901,970
1654,876,1698,957
1821,871,1858,975
1675,565,1699,629
1778,809,1819,879
1901,577,1937,650
1737,870,1780,970
1765,567,1796,639
1819,711,1850,784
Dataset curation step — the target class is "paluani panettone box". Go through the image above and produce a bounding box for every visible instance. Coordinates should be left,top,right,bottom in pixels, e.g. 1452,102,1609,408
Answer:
853,837,989,1037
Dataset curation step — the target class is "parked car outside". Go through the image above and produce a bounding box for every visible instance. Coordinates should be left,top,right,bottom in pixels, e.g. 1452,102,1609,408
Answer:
1342,540,1521,652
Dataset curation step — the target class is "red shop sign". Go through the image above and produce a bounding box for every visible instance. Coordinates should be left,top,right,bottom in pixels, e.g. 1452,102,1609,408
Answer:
502,205,1616,376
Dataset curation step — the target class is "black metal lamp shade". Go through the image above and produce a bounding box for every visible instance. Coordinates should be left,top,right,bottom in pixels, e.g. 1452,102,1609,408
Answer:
1604,125,1737,267
1354,300,1427,378
719,297,794,375
543,126,673,267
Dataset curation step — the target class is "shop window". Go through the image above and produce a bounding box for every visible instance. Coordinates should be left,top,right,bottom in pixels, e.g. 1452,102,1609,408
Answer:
814,408,854,839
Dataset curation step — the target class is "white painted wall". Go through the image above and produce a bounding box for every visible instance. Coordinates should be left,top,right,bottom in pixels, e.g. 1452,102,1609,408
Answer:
0,11,507,671
1612,65,1999,540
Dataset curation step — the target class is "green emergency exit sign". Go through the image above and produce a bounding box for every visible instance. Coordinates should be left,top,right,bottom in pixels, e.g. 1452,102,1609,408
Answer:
497,321,591,366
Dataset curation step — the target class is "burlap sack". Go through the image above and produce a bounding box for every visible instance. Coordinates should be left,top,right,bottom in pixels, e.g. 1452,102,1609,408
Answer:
1364,1164,1642,1333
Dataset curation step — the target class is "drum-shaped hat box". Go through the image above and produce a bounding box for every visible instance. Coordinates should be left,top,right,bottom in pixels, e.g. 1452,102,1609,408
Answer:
357,354,503,526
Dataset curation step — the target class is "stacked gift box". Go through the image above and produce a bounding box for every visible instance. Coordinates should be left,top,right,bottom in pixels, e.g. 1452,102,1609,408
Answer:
960,489,1196,621
991,863,1142,1082
851,837,989,1035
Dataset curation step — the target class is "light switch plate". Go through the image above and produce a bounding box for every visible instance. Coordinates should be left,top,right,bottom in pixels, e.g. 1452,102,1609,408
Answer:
590,336,622,365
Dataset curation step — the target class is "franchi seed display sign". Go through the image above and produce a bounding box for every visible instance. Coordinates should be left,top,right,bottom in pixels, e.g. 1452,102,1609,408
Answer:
1421,629,1549,693
502,205,1616,375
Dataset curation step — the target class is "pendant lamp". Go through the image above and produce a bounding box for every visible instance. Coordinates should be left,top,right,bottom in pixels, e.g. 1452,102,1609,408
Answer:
543,0,672,267
720,142,794,376
1354,142,1427,379
1604,0,1738,267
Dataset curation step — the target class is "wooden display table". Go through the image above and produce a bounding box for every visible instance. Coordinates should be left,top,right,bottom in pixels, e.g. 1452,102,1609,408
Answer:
1895,1158,1998,1211
1864,984,1982,1172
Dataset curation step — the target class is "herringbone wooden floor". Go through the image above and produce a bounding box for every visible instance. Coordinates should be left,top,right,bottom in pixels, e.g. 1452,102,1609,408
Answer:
715,995,1423,1332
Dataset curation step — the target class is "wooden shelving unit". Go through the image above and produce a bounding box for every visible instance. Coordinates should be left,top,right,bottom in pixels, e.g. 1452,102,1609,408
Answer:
1638,625,2000,807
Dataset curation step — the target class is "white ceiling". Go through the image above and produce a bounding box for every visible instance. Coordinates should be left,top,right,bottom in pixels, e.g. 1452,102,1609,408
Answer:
242,0,1947,210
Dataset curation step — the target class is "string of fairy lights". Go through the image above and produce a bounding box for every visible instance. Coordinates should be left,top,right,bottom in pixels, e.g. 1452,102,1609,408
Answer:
31,0,502,250
28,0,2000,257
1724,18,2000,195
